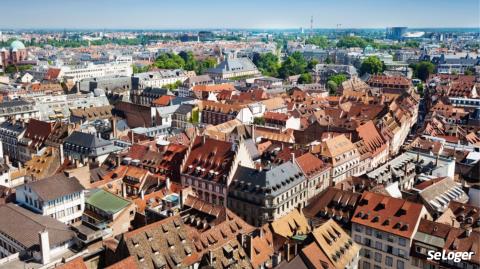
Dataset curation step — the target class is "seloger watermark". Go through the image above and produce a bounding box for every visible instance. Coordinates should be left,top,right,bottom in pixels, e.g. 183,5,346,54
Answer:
427,250,475,263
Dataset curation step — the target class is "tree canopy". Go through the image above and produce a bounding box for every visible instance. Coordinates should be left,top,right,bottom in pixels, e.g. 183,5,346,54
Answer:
410,61,435,81
359,56,384,75
305,35,330,48
252,52,280,77
298,73,313,84
153,51,217,75
279,52,308,78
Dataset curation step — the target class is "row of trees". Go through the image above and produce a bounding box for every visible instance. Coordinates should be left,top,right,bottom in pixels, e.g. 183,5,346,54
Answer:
252,52,315,83
152,51,217,75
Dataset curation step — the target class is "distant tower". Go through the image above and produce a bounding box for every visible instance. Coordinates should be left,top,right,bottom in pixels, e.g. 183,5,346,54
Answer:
310,15,314,34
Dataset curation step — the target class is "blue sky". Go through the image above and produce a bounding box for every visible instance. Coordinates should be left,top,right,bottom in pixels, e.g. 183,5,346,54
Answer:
0,0,478,29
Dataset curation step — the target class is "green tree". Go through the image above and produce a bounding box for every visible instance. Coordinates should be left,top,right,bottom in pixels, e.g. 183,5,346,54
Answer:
196,57,217,75
298,73,312,84
307,59,319,69
416,83,424,97
190,109,199,124
252,52,280,77
253,117,265,125
327,80,338,95
337,36,369,48
324,57,332,64
178,51,196,70
164,80,183,90
154,53,185,69
278,52,308,78
305,35,330,48
464,68,474,76
328,74,347,86
359,56,384,75
411,61,435,81
132,64,151,74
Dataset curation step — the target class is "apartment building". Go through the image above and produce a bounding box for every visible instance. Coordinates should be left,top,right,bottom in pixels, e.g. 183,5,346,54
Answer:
228,160,308,226
351,192,431,269
319,134,361,185
15,174,85,224
59,61,133,82
180,136,254,207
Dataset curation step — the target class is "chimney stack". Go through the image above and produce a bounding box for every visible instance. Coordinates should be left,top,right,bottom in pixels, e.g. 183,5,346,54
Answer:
166,177,171,191
39,229,50,265
59,144,65,165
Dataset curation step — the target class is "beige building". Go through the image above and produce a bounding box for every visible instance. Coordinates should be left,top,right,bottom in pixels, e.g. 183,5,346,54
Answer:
351,192,431,269
320,134,361,185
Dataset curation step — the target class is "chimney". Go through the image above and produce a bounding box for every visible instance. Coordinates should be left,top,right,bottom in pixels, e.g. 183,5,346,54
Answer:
245,234,254,259
0,141,3,158
112,116,117,139
122,183,127,198
166,177,171,191
39,229,50,265
59,144,65,165
291,152,295,163
466,227,472,237
140,189,145,200
4,155,9,165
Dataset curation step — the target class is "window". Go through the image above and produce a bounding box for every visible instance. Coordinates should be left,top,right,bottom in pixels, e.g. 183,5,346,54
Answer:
399,249,407,258
366,227,372,236
363,261,371,269
397,260,404,269
386,256,393,266
399,237,406,246
374,266,381,269
374,252,382,263
354,235,361,243
375,241,382,250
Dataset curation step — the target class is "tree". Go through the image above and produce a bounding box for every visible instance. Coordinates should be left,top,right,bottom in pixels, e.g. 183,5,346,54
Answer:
411,61,435,81
328,74,347,86
464,68,474,76
178,51,197,71
190,109,199,124
252,52,280,77
298,73,312,84
324,57,332,64
337,36,369,48
305,35,330,48
416,83,424,97
278,52,308,78
307,59,319,69
164,80,183,90
154,53,185,69
132,64,151,74
253,117,265,125
327,80,338,95
359,56,384,75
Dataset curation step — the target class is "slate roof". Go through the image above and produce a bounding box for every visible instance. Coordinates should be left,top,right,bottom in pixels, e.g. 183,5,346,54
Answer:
0,204,75,249
24,173,84,202
174,104,194,115
64,131,112,148
231,161,305,197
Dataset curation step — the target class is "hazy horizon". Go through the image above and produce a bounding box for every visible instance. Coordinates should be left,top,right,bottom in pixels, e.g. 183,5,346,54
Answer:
0,0,478,29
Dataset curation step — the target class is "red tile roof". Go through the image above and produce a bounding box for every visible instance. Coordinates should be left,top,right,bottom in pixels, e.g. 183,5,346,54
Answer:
152,95,174,106
295,152,329,179
182,136,235,183
352,192,426,238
